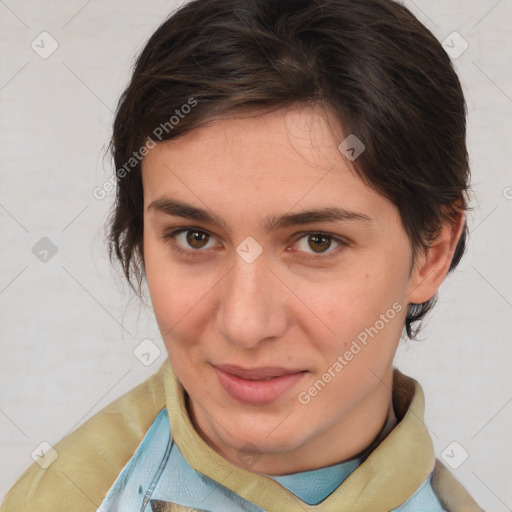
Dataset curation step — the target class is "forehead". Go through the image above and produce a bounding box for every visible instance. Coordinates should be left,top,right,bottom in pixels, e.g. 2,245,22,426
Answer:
143,105,343,172
140,106,396,228
143,106,347,183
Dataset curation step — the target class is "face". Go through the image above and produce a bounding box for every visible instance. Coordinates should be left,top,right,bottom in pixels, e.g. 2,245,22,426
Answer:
141,105,433,474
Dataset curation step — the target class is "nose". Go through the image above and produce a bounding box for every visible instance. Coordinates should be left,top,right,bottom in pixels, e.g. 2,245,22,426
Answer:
215,253,288,349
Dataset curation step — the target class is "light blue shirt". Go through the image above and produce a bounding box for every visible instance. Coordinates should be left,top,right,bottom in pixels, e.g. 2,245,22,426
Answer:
265,456,362,505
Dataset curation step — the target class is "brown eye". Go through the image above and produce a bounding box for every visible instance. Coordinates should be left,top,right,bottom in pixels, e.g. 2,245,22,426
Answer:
307,234,332,253
163,228,219,257
292,232,346,259
186,230,210,249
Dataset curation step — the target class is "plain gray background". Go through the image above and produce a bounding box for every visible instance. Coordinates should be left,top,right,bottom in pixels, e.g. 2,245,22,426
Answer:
0,0,511,509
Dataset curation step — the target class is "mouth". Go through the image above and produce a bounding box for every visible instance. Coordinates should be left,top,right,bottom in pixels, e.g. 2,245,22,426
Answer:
213,364,307,405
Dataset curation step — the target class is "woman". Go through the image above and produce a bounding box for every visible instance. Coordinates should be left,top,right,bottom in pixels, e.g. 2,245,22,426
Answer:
1,0,484,510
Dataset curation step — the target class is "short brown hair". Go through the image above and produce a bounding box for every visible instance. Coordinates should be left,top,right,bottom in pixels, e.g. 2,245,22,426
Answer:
108,0,470,339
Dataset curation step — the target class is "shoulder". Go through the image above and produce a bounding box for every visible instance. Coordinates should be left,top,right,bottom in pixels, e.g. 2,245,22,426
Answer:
431,458,486,512
0,360,170,512
393,460,485,512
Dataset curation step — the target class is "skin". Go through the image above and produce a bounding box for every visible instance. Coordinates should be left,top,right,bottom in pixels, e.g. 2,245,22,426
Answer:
141,104,464,475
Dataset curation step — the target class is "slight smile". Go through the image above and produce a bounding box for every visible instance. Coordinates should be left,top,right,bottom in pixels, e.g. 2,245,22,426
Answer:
213,364,308,405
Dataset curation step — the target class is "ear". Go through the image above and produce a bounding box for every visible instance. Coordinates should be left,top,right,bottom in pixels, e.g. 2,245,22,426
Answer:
408,208,465,305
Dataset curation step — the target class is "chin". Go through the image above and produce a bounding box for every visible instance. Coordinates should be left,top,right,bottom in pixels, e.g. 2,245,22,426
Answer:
219,415,309,455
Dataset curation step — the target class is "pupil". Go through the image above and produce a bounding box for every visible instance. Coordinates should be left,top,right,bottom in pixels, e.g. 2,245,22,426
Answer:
309,234,331,253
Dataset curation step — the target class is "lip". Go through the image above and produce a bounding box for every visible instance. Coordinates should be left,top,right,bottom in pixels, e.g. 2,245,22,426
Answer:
213,364,307,405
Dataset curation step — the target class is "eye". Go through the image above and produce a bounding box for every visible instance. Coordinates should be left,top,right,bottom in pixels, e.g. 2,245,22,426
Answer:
163,228,219,254
292,232,346,258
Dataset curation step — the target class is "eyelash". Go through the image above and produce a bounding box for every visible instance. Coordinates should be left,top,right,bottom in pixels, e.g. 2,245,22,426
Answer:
162,227,349,261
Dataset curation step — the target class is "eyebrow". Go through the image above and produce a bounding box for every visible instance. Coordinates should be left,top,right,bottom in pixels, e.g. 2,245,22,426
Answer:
147,198,373,232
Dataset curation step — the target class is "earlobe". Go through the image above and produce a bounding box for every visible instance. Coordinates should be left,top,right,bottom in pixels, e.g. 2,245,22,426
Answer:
408,211,465,305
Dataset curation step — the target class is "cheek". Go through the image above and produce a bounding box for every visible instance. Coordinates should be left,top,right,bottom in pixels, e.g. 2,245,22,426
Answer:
144,239,195,336
143,237,220,364
300,261,407,355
